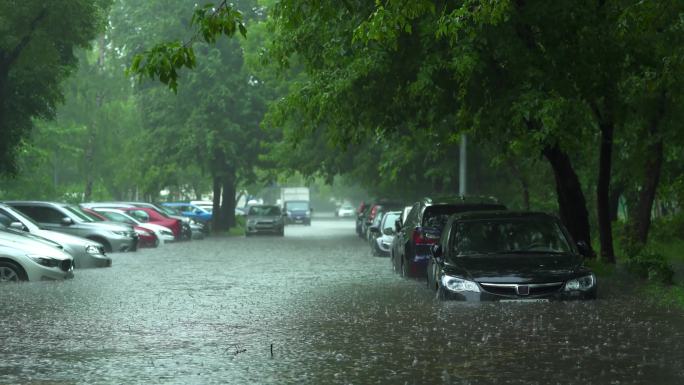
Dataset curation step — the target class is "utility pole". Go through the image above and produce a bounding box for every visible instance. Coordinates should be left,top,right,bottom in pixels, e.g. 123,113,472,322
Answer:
459,134,467,196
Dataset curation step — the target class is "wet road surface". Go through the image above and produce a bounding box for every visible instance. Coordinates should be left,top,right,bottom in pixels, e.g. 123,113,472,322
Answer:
1,218,684,384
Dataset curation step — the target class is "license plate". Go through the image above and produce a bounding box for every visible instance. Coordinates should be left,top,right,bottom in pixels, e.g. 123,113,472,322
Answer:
500,299,550,303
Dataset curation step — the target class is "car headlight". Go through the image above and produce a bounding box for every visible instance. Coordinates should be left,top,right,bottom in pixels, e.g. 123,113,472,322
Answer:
441,275,480,293
85,245,103,255
27,254,60,268
564,274,596,291
135,229,152,236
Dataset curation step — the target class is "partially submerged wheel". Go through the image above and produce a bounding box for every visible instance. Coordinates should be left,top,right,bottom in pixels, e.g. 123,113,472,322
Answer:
0,261,24,282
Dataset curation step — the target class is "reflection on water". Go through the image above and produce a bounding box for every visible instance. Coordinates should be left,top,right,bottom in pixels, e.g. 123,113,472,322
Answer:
1,219,683,384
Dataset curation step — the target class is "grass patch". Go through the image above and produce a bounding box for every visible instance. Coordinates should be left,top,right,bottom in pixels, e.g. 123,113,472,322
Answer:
654,239,684,263
585,258,615,278
643,282,684,309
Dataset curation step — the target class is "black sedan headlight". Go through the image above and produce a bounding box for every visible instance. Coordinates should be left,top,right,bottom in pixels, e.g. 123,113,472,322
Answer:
441,275,480,293
564,274,596,291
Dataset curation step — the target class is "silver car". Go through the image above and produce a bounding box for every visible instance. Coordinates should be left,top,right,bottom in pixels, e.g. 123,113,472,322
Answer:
5,201,138,253
245,205,285,236
370,211,402,256
0,204,111,268
0,230,74,282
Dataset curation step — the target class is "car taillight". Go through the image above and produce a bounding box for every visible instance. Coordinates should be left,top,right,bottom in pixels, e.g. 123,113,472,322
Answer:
412,227,439,245
369,206,378,221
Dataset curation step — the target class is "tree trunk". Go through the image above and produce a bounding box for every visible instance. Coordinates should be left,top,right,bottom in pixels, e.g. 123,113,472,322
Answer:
596,121,616,263
542,144,593,256
211,176,224,232
609,181,623,222
83,127,96,202
221,170,236,229
631,139,664,244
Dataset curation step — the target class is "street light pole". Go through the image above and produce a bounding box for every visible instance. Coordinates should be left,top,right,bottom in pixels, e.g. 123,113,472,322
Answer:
459,134,467,196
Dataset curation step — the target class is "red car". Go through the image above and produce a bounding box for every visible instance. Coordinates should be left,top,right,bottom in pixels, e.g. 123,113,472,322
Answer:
121,207,182,240
82,208,159,248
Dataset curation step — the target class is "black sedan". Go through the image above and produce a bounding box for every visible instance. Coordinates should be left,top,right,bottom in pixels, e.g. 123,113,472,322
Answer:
427,211,597,302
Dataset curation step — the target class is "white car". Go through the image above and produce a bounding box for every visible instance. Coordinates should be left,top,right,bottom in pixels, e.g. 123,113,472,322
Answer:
91,208,175,244
0,203,110,268
336,204,355,217
0,230,74,282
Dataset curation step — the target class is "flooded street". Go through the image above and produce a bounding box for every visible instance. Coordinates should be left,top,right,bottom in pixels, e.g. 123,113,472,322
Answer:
2,217,684,385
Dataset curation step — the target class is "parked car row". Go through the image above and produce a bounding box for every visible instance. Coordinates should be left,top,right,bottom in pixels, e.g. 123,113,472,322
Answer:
356,196,598,302
0,200,213,283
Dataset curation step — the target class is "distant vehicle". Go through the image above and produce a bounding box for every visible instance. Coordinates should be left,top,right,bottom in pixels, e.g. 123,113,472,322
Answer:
245,205,285,236
281,187,311,225
392,197,506,278
427,211,597,301
84,208,173,247
283,200,312,226
336,204,355,218
190,200,214,212
362,201,405,240
369,211,401,257
83,202,198,240
0,230,74,282
6,201,138,253
0,203,110,268
119,207,182,240
162,202,212,225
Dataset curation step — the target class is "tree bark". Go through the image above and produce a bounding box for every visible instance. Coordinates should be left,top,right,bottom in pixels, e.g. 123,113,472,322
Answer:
221,169,236,229
631,139,664,244
211,176,223,232
542,144,593,256
596,121,616,263
609,181,623,222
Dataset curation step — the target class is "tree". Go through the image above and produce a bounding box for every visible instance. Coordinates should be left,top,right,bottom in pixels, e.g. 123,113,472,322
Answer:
0,0,110,175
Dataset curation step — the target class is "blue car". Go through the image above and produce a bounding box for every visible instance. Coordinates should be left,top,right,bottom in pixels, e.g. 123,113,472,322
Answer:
161,203,212,224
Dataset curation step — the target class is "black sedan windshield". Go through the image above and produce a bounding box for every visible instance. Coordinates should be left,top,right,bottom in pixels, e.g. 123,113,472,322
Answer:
452,218,572,256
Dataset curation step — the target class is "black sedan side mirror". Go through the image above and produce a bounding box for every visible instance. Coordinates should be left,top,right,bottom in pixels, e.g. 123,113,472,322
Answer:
576,241,591,257
61,217,74,226
431,244,443,262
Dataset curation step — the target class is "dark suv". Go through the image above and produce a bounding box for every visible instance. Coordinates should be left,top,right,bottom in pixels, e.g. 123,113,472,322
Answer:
391,197,506,278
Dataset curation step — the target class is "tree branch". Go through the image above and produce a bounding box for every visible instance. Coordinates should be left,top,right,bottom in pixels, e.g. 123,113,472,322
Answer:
1,8,48,68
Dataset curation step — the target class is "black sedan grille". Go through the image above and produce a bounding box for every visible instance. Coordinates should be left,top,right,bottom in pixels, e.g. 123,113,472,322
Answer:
480,282,563,297
60,259,73,272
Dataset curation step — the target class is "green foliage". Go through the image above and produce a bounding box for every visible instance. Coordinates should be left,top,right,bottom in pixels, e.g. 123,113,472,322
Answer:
0,0,110,175
625,250,675,285
127,1,246,92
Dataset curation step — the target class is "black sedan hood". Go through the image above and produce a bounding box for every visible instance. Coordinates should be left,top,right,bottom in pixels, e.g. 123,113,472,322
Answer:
445,253,583,283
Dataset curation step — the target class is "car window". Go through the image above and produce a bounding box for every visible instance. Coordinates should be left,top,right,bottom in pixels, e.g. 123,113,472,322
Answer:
128,209,150,222
65,206,95,222
248,206,281,216
451,218,572,257
0,210,14,226
15,205,65,224
102,211,136,225
405,203,419,227
381,212,401,230
285,202,308,211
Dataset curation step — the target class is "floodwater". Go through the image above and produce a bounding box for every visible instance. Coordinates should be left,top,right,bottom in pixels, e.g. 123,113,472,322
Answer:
1,218,684,384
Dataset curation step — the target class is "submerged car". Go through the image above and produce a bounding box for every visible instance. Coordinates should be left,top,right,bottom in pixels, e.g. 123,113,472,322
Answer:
0,204,110,268
0,230,74,282
336,204,355,218
6,201,138,253
245,205,285,236
283,200,311,225
427,211,597,301
369,211,401,256
393,197,506,278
